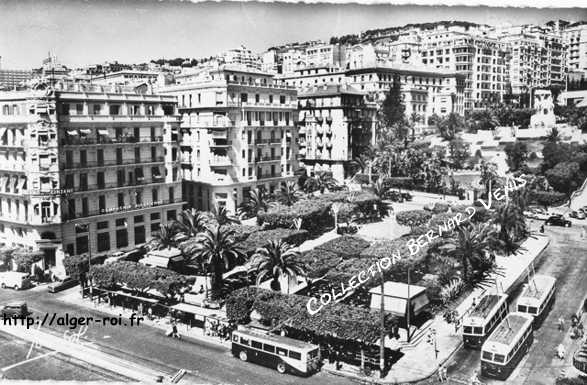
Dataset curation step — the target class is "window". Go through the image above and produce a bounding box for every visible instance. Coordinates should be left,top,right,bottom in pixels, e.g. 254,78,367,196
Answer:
289,351,301,360
97,221,109,230
169,187,174,201
528,306,538,314
76,104,83,115
97,172,105,189
518,305,527,312
76,236,89,254
135,226,145,245
115,218,126,227
473,327,482,335
494,354,505,363
276,347,287,356
463,326,472,334
99,195,106,212
263,344,275,353
118,193,124,207
251,341,262,349
239,337,250,346
241,93,248,103
150,222,160,234
482,351,493,360
81,197,89,216
167,210,176,220
152,188,159,203
97,232,110,252
134,215,144,223
280,95,286,104
116,229,128,248
150,212,160,221
92,104,102,115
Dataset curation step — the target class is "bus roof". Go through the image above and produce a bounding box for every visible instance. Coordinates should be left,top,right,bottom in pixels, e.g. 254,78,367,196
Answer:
463,293,507,325
518,275,556,304
234,328,319,351
483,313,533,351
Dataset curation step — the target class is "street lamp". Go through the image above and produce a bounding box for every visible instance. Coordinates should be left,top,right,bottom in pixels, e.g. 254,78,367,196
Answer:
427,327,439,360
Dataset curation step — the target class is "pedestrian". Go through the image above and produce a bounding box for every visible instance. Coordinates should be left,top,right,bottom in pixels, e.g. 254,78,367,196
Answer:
137,302,143,316
171,321,180,339
437,364,445,382
557,343,565,359
540,224,545,233
147,306,153,320
470,370,481,385
441,365,448,382
558,316,565,331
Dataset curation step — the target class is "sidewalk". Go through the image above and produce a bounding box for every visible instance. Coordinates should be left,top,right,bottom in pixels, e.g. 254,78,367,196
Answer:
58,289,232,349
0,322,170,383
323,234,551,384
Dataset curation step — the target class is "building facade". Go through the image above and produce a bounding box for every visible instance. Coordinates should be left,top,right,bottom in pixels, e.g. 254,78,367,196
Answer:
0,82,183,274
296,85,376,182
563,22,587,79
0,70,34,90
159,65,298,213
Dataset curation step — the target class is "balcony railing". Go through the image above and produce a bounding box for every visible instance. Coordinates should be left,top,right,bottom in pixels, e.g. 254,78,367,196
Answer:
210,156,232,166
257,173,281,180
62,156,165,169
61,136,164,146
67,177,168,193
257,156,281,163
62,198,184,221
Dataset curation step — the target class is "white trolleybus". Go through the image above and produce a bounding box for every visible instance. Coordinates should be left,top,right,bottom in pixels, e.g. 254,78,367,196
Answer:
480,312,534,380
231,328,321,376
516,275,556,327
462,293,508,349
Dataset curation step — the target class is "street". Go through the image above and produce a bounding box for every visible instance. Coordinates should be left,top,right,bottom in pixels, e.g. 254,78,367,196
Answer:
441,220,587,385
0,285,354,384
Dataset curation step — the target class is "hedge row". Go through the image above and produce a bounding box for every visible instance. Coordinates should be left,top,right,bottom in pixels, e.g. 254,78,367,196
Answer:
296,249,342,279
226,287,385,343
237,228,309,255
257,198,333,233
223,224,260,242
316,236,371,259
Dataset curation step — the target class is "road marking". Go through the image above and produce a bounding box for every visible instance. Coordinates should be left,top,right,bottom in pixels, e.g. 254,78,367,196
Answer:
1,351,58,372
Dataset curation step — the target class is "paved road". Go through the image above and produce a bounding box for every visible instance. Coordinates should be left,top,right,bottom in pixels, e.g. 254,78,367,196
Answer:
441,221,587,385
0,286,353,384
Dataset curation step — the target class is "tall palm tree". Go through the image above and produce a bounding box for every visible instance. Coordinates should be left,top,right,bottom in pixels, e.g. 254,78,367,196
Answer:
174,208,208,238
447,223,502,287
213,205,240,227
237,188,272,218
249,240,306,294
150,224,177,250
479,161,499,196
195,226,245,298
492,202,527,255
278,181,300,206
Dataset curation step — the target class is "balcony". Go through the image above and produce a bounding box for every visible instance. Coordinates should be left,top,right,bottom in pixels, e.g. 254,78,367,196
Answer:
210,156,232,167
257,156,281,163
61,136,164,146
66,177,169,194
59,114,180,124
192,119,234,129
257,172,281,180
62,198,184,222
316,126,324,135
0,140,25,148
62,156,165,170
209,140,232,148
316,139,324,148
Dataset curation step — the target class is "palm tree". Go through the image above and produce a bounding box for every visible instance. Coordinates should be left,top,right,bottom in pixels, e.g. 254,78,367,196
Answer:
546,127,560,143
249,240,306,294
447,223,502,287
213,205,240,227
150,224,177,250
278,181,300,206
304,171,338,194
479,161,499,196
195,226,245,298
492,202,527,255
174,208,208,238
237,188,272,218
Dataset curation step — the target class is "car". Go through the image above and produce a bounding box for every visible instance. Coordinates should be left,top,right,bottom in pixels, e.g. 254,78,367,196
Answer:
532,209,551,221
0,301,28,317
571,211,586,219
401,192,413,202
47,276,78,293
0,272,33,290
545,215,572,227
384,190,404,202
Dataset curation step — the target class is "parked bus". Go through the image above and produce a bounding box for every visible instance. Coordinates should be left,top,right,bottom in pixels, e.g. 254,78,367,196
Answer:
516,275,556,327
231,328,321,376
462,293,508,349
480,312,534,380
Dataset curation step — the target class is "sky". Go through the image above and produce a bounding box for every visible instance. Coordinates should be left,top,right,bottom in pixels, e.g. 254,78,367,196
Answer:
0,0,586,69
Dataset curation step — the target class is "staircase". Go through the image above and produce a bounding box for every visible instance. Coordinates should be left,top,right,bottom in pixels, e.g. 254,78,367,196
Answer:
397,319,434,351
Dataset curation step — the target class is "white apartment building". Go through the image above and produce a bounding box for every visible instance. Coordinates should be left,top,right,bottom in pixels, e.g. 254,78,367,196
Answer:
84,70,160,86
496,25,565,96
296,85,376,182
0,82,183,274
158,65,298,213
420,31,510,111
563,22,587,79
305,44,346,69
220,46,262,71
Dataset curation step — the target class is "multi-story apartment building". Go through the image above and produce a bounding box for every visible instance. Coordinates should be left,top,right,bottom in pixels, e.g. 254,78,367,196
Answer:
158,65,298,213
0,82,183,274
0,69,34,90
562,22,587,79
305,43,347,69
420,31,510,110
496,25,565,96
220,47,262,71
296,84,376,182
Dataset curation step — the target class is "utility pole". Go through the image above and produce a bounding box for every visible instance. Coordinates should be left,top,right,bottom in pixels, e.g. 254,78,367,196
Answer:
379,276,386,377
427,328,438,360
407,267,411,343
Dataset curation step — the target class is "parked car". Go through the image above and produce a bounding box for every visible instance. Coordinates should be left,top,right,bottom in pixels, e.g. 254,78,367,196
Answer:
401,192,413,202
104,251,125,265
0,301,28,317
545,215,572,227
48,276,78,293
384,190,404,202
570,211,586,219
531,209,551,221
0,272,33,290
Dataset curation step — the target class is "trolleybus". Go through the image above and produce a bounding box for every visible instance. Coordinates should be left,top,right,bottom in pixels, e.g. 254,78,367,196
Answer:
516,275,556,327
480,312,534,380
462,293,508,349
231,328,321,376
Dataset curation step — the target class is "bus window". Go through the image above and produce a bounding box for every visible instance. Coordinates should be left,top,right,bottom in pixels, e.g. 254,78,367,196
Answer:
276,347,287,356
494,354,505,363
482,351,493,360
473,327,482,335
233,335,238,342
528,307,538,314
263,344,275,353
252,340,262,349
518,305,527,312
240,337,250,346
289,351,301,360
308,349,319,359
464,326,472,334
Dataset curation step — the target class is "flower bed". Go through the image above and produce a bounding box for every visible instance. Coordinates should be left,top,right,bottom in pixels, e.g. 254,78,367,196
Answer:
396,210,433,229
223,223,260,242
237,228,309,255
316,236,371,259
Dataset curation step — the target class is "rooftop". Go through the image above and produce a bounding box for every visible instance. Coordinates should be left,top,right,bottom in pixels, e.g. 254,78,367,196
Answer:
369,281,426,299
487,313,532,346
298,84,365,98
520,275,556,300
236,327,319,350
470,294,506,318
